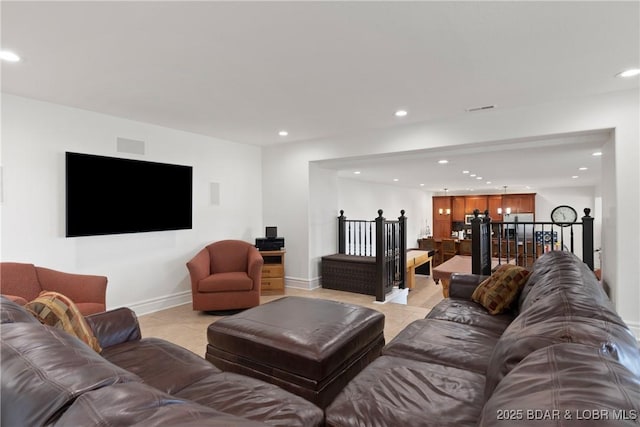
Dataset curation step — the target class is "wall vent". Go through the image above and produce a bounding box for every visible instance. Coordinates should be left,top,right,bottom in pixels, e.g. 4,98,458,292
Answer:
465,105,496,112
116,137,145,155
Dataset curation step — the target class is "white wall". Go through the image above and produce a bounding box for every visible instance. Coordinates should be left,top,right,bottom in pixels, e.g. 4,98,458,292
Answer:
307,163,339,287
534,186,598,264
306,166,430,285
1,95,263,314
262,89,639,337
336,177,431,247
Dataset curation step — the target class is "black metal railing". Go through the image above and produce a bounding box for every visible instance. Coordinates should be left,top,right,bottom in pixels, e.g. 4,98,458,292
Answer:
338,210,407,301
471,208,594,275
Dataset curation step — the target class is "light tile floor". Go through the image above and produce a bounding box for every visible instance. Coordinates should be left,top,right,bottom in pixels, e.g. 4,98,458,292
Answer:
138,275,444,357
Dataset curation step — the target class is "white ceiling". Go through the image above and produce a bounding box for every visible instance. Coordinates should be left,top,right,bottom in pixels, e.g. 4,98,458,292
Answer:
1,1,638,192
318,129,610,193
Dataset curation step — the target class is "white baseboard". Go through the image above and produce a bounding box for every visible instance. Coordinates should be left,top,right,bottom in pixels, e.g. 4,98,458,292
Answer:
117,290,192,317
285,276,321,290
374,287,409,305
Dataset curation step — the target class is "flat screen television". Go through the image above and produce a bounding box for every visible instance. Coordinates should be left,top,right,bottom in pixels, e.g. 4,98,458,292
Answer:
66,152,193,237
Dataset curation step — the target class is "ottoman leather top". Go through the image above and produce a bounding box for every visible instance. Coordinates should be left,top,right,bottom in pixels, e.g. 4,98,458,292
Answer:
207,296,384,381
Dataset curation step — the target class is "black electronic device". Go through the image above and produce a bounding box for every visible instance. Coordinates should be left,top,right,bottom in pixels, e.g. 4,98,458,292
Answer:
65,152,193,237
255,237,285,251
266,226,277,239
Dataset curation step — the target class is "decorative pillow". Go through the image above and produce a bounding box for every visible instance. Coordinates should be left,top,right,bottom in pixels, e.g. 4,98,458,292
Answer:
25,291,102,352
472,264,531,315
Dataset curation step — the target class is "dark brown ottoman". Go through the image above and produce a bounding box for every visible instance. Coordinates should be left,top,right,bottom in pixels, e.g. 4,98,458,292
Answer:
206,296,385,408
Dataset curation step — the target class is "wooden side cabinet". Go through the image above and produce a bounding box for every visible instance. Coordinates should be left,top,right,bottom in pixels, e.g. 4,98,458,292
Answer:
260,250,285,295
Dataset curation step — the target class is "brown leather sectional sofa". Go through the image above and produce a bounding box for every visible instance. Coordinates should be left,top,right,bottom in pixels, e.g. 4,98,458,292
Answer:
2,250,639,426
0,297,324,426
326,250,640,426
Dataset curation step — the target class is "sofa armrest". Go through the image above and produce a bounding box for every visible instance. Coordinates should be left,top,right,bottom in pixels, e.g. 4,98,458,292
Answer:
186,248,211,292
35,266,107,308
85,307,141,349
247,247,264,290
448,273,488,300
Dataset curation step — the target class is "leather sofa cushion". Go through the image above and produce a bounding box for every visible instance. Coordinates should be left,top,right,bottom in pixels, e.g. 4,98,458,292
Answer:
480,343,640,427
448,273,488,299
102,337,221,395
382,318,502,374
175,371,325,427
1,322,140,427
199,272,253,293
102,336,324,427
0,295,40,324
485,316,640,399
325,355,485,427
426,298,514,335
509,289,628,331
53,382,270,427
85,307,142,349
518,251,610,313
2,294,29,306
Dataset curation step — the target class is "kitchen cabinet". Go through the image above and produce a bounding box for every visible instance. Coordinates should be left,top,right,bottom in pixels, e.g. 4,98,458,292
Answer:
465,196,488,214
503,194,536,214
430,193,536,238
488,195,503,221
432,197,452,239
451,197,466,222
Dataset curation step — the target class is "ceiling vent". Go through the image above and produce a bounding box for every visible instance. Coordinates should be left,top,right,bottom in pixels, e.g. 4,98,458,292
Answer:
465,105,496,112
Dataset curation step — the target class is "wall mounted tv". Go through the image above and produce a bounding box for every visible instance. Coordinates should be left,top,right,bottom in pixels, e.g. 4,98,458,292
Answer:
66,152,193,237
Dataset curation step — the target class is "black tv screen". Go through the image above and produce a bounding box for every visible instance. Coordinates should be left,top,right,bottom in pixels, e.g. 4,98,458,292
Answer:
66,152,193,237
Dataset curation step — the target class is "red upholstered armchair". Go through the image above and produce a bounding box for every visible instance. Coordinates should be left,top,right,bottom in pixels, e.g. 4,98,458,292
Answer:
186,240,264,312
0,262,107,315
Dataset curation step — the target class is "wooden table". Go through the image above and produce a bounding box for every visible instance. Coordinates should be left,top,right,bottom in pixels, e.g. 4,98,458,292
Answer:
405,250,433,290
432,255,511,297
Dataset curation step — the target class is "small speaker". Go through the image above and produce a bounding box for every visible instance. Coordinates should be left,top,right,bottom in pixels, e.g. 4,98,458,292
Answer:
210,182,220,205
266,226,277,238
116,137,145,155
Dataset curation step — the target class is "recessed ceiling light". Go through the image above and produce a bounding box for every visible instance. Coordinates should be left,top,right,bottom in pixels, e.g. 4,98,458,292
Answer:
470,174,476,177
476,176,483,180
579,167,588,171
278,130,288,136
393,178,399,182
572,175,579,179
353,171,361,175
616,68,640,78
394,110,408,117
462,170,469,174
592,151,602,156
438,159,448,164
0,50,21,62
419,183,425,187
486,181,492,184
